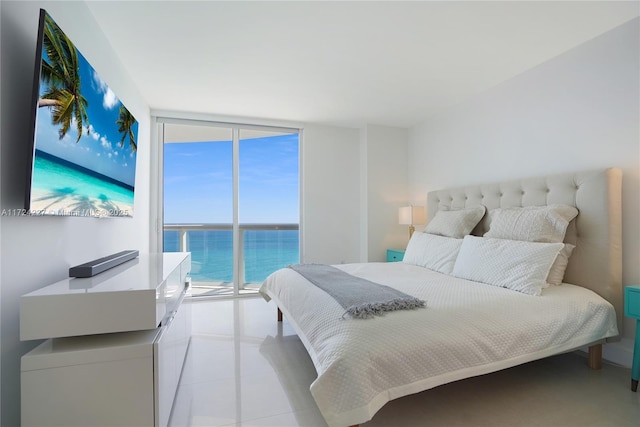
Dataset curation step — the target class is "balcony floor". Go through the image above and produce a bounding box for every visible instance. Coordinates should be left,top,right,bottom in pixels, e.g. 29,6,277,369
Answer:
191,281,261,297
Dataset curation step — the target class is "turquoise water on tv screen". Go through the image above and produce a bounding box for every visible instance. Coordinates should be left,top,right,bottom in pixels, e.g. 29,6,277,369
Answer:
164,229,299,284
30,152,134,216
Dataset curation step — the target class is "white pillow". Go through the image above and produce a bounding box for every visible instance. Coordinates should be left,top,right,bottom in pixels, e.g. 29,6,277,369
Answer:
547,244,575,285
452,236,564,296
424,206,486,238
402,232,463,274
484,205,578,243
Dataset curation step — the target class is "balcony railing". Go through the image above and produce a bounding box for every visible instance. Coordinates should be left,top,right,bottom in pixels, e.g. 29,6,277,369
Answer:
163,223,299,297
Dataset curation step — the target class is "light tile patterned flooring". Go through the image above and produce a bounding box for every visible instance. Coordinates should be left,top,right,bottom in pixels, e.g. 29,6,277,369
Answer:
169,297,640,427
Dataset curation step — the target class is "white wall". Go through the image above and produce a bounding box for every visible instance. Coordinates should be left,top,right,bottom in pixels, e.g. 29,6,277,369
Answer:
408,19,639,348
0,2,151,425
301,124,409,265
363,125,409,261
302,125,361,264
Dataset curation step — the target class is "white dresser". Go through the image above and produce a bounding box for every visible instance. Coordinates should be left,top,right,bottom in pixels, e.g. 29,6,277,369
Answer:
20,252,191,427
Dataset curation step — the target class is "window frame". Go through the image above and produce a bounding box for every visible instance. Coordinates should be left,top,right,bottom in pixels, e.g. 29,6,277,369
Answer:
151,115,303,297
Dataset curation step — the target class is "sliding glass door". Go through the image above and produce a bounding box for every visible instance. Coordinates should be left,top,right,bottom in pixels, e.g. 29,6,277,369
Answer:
161,119,300,297
238,129,300,291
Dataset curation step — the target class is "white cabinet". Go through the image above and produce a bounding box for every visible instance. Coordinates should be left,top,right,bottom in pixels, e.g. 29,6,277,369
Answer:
155,286,191,427
21,330,159,426
20,252,191,427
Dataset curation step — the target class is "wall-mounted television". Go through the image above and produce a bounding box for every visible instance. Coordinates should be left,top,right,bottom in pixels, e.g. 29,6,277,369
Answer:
25,9,138,218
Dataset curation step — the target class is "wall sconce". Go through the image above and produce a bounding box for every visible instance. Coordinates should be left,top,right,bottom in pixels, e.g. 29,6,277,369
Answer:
399,205,426,238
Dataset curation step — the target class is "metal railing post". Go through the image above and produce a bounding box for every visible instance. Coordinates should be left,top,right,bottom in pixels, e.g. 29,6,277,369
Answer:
238,227,245,291
179,228,187,252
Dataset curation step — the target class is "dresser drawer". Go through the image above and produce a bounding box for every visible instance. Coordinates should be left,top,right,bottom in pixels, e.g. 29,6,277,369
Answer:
625,286,640,318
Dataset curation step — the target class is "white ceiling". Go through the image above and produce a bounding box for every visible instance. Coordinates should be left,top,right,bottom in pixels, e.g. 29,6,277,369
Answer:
86,1,639,129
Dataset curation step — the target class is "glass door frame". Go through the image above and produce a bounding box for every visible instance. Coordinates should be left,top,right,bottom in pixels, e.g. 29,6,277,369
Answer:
151,115,303,297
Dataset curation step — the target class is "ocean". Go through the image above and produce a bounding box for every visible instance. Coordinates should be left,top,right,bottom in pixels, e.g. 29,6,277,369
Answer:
164,229,299,284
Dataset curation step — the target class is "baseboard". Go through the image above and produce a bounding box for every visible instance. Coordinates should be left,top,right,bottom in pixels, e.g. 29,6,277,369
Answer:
602,338,635,368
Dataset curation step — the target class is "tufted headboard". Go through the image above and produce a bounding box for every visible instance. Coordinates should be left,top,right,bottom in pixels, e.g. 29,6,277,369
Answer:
426,168,623,333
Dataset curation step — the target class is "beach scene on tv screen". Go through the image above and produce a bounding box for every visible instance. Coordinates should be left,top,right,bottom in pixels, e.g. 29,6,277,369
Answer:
30,12,138,217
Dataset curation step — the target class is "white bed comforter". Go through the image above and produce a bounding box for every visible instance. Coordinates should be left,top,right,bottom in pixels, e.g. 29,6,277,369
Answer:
259,262,618,427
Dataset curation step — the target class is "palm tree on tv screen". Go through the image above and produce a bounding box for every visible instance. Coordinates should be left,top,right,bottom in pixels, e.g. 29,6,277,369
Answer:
116,106,137,153
38,14,89,143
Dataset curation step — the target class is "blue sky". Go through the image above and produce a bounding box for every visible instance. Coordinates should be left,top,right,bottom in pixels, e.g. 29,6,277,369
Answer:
164,133,299,224
33,14,138,187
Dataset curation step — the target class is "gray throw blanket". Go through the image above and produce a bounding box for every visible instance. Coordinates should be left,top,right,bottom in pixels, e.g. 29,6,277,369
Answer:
288,264,425,319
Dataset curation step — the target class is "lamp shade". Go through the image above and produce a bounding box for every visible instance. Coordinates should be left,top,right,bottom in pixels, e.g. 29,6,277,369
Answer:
398,206,426,225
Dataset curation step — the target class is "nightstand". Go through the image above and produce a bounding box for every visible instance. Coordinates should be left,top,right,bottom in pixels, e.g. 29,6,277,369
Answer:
386,249,405,262
624,285,640,392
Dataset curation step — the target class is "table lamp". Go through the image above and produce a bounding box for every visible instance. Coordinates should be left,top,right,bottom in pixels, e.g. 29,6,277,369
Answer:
399,205,426,238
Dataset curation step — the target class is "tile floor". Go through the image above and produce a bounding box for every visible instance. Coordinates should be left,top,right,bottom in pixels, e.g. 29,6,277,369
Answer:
169,297,640,427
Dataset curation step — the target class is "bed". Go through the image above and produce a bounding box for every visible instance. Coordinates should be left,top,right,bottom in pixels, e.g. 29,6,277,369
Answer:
259,168,622,427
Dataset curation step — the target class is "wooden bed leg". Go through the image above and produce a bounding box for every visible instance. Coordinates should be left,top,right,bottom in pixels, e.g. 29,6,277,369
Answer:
277,307,283,322
588,344,602,370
